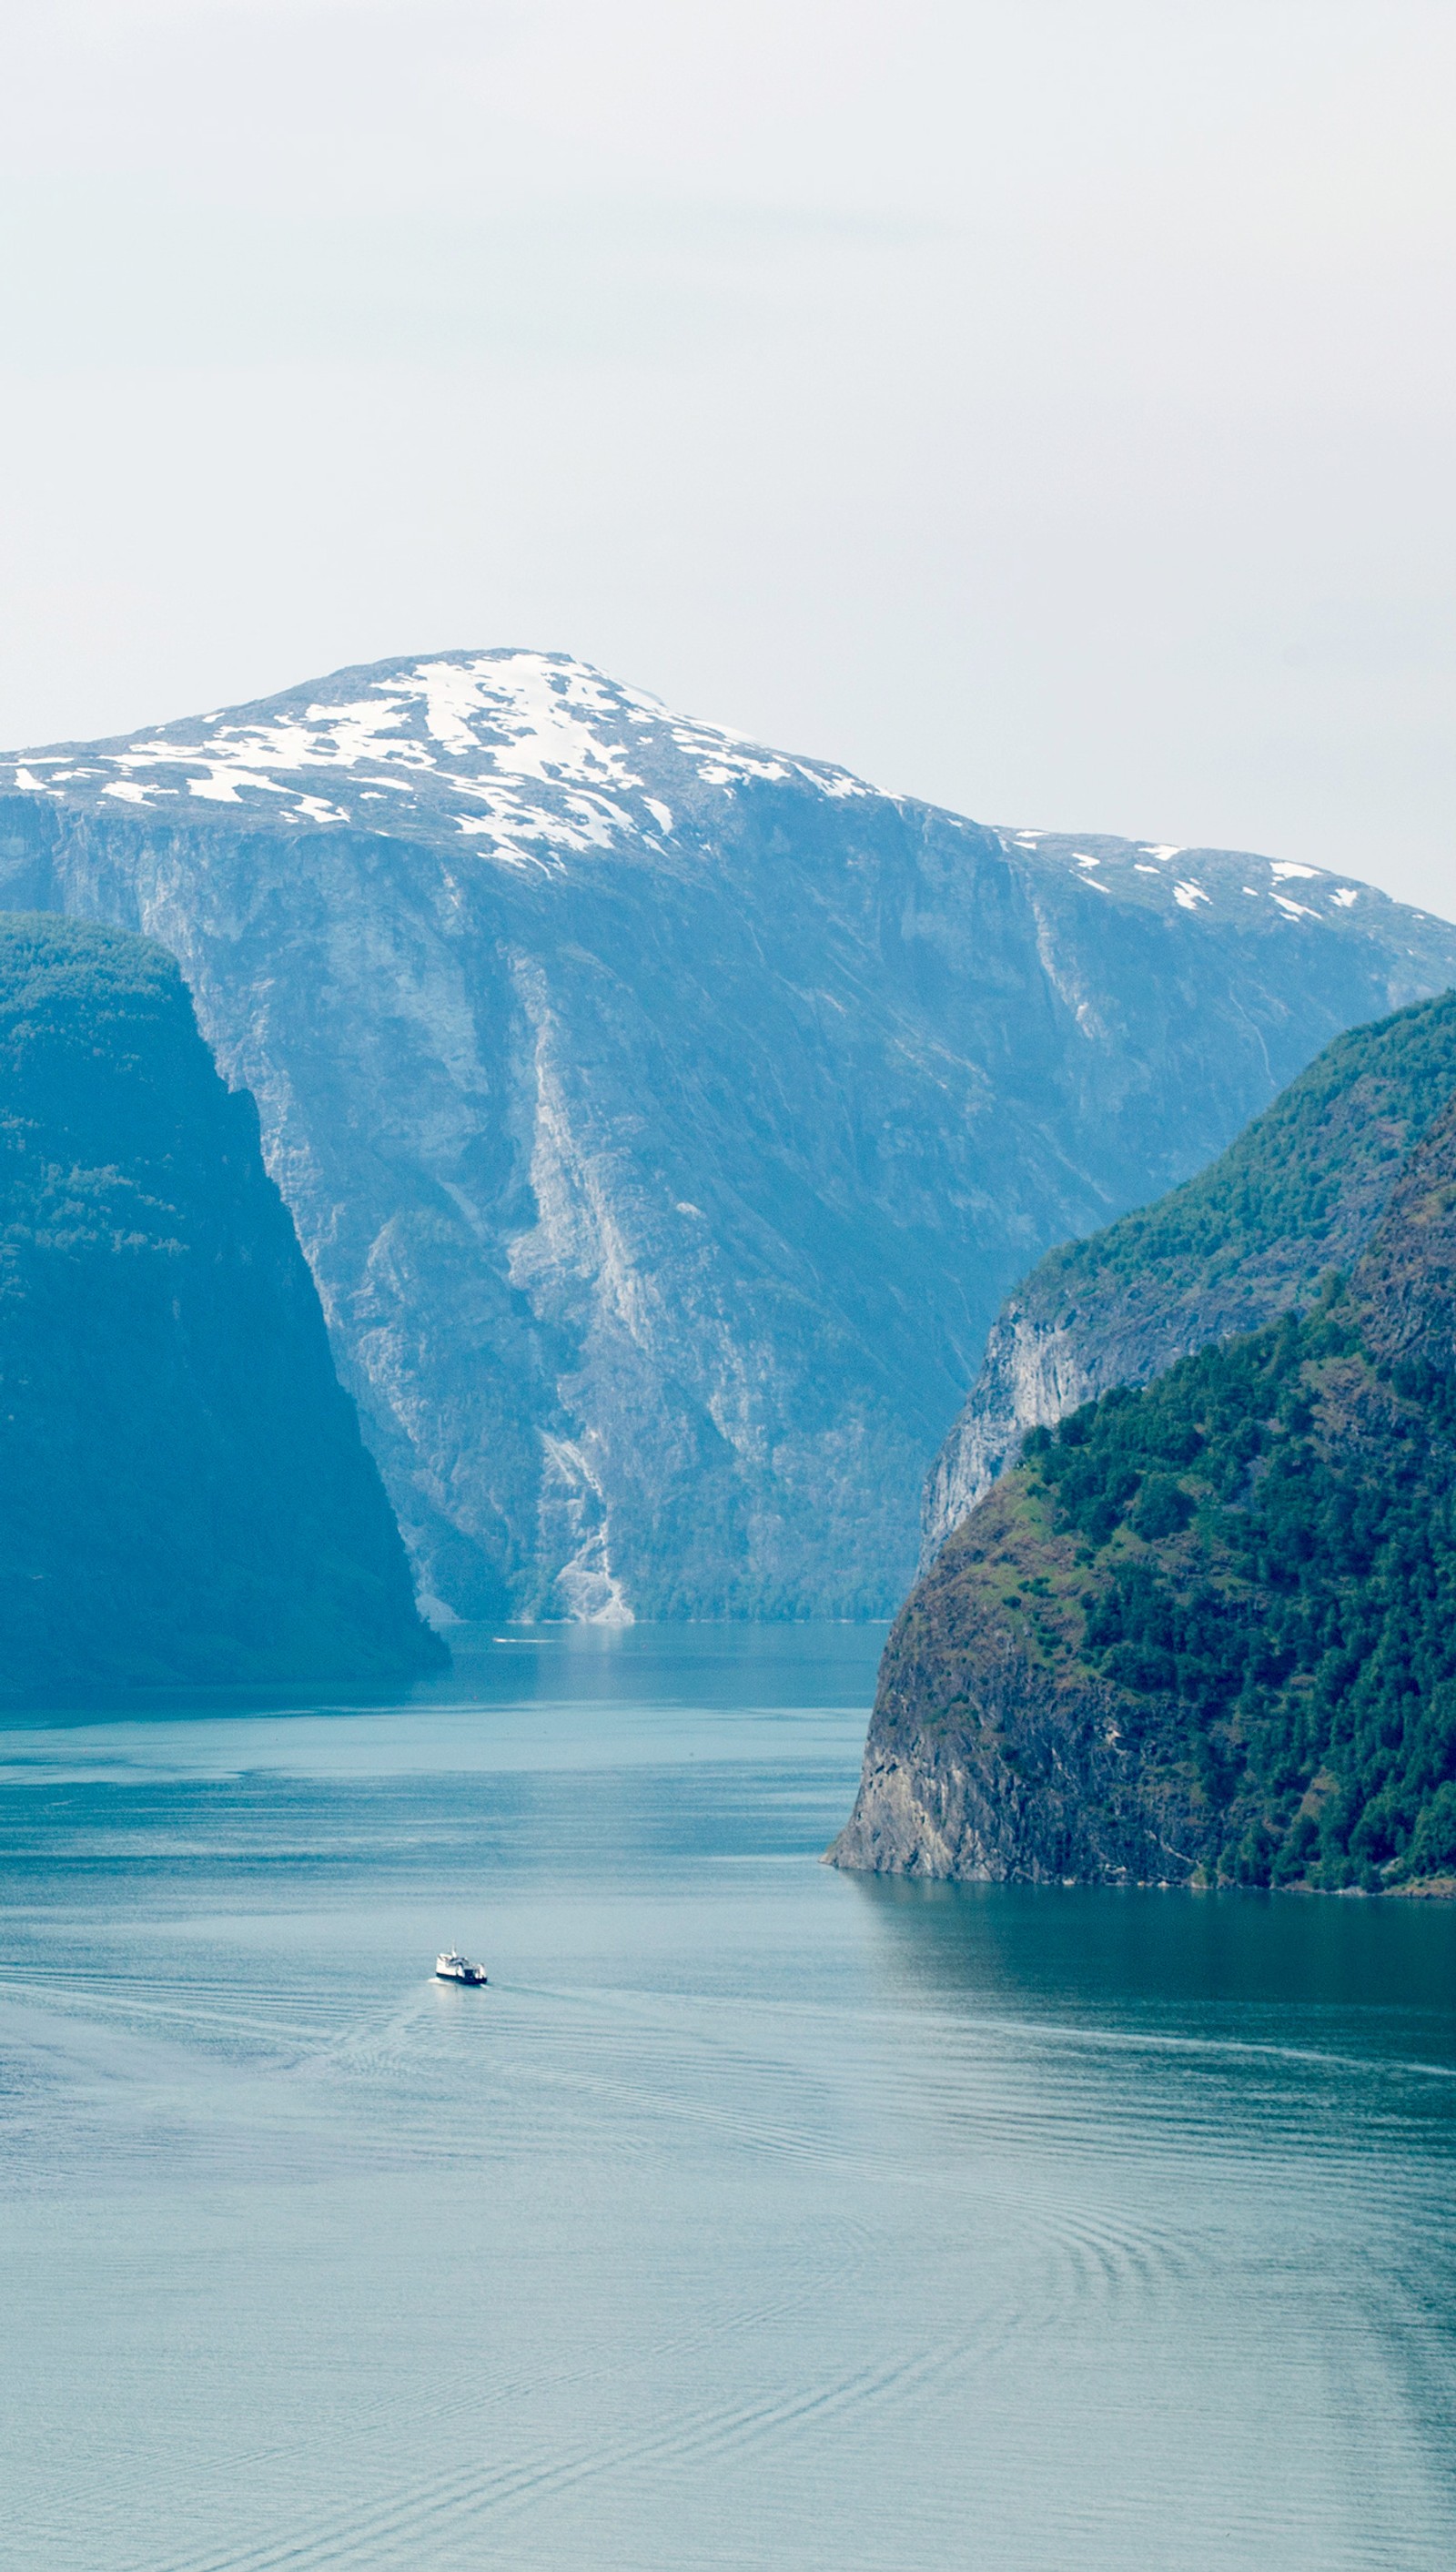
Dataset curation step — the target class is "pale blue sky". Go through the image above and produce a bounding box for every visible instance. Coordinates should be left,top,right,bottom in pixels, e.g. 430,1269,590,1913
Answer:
3,1,1453,913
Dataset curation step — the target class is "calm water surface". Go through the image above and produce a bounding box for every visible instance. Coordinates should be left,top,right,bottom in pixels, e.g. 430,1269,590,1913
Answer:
2,1625,1454,2571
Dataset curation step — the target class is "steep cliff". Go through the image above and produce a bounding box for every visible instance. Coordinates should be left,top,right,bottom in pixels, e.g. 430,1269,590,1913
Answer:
832,1095,1456,1892
924,989,1456,1559
5,651,1455,1620
0,914,442,1692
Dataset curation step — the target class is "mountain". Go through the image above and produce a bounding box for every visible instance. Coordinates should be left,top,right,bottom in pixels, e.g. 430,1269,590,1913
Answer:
924,990,1456,1560
830,1082,1456,1894
5,649,1455,1622
0,913,442,1692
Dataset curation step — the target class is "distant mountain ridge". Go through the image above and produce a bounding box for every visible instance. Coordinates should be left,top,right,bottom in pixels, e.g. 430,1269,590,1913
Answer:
832,1057,1456,1894
924,991,1456,1560
5,647,1455,1621
0,913,441,1691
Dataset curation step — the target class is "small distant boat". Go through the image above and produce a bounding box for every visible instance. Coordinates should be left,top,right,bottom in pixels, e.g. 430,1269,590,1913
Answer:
435,1949,488,1986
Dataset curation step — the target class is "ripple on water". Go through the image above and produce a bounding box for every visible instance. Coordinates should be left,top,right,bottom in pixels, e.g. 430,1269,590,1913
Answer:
2,1640,1455,2572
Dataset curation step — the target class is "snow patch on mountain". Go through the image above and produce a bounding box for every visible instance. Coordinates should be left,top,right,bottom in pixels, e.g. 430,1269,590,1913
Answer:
5,650,876,869
5,645,1452,1621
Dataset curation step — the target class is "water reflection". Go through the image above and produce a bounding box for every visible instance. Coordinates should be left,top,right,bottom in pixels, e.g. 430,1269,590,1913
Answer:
848,1873,1456,2069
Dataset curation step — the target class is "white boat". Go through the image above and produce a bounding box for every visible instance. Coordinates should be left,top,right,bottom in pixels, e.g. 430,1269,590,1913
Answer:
435,1949,488,1985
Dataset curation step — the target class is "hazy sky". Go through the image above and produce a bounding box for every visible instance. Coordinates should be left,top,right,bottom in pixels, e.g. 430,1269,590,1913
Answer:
4,1,1453,913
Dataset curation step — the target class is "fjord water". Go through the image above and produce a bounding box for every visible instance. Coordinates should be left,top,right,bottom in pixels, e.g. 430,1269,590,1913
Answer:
2,1630,1453,2572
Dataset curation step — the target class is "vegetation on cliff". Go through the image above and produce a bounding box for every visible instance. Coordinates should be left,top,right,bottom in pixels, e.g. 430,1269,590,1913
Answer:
1016,1292,1456,1888
925,987,1456,1556
1024,987,1456,1321
0,913,445,1692
842,1078,1456,1894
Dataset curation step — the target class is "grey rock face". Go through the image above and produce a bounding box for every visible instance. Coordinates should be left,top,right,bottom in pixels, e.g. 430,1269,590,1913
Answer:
827,1655,1204,1886
5,652,1454,1621
829,1470,1211,1885
923,1307,1097,1559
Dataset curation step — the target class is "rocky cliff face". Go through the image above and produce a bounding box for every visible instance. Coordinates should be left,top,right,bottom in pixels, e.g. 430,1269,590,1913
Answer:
834,1088,1456,1893
0,914,441,1691
924,990,1456,1560
5,651,1455,1621
828,1481,1208,1885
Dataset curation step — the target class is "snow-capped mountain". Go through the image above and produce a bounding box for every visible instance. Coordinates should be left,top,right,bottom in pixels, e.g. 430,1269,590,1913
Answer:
7,650,872,850
5,647,1452,1620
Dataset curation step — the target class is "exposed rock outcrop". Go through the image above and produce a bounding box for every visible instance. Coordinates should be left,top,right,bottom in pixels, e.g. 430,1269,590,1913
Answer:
6,653,1455,1619
833,1477,1210,1885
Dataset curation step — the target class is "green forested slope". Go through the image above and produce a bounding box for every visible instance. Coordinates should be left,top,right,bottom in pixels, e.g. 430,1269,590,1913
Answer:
837,1085,1456,1893
925,989,1456,1553
1016,1288,1456,1889
0,914,444,1691
1026,987,1456,1314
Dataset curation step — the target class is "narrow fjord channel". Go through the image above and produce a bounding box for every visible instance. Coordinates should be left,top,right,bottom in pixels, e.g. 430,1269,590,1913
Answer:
2,1625,1453,2572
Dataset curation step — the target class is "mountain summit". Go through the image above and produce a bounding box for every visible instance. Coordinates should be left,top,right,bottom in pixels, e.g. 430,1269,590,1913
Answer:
5,649,1455,1621
11,649,875,850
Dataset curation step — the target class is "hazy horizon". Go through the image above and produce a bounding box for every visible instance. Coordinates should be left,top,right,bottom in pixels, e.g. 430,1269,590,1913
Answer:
3,2,1453,917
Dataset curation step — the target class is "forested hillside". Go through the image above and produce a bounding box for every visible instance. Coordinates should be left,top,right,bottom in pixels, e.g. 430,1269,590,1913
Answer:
925,989,1456,1555
834,1087,1456,1892
0,914,444,1691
